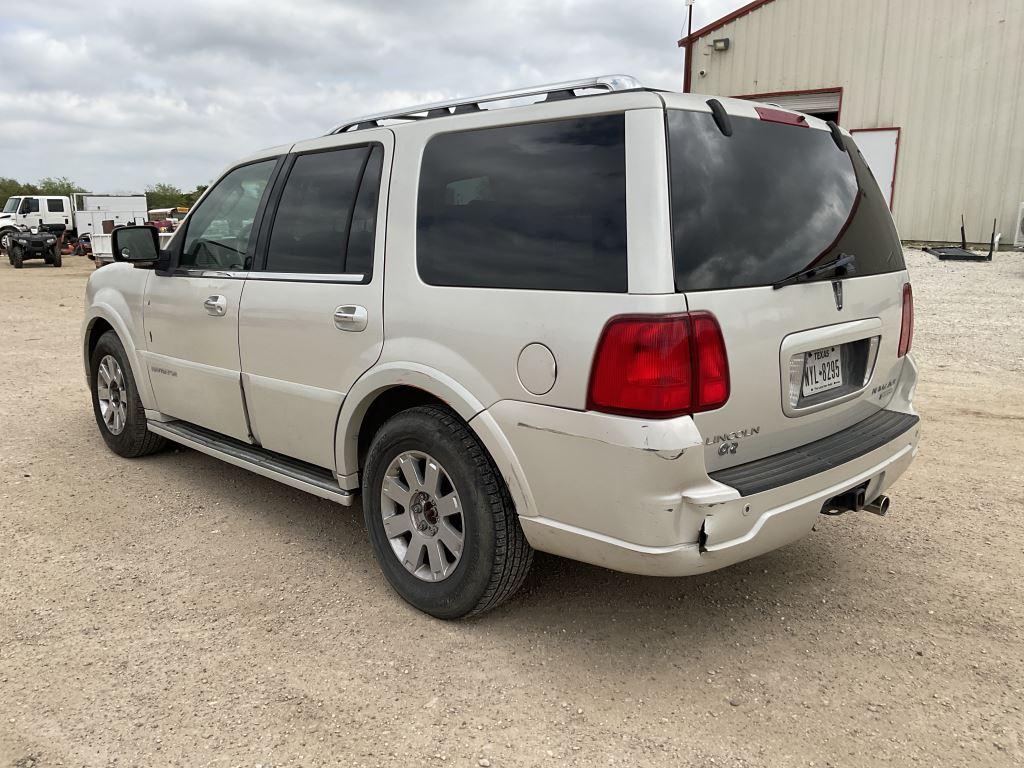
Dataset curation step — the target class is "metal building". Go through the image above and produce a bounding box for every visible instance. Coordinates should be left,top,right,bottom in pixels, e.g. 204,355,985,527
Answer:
678,0,1024,245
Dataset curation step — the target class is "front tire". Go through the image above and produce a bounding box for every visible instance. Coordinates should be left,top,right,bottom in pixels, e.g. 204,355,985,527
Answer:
362,406,533,619
52,248,62,267
89,331,166,458
11,246,23,268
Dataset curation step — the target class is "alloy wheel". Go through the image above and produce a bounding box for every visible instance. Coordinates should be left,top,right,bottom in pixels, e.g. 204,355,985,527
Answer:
96,354,128,435
380,450,465,582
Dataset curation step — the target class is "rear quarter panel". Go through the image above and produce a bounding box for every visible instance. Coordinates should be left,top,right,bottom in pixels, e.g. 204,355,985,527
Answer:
378,93,682,415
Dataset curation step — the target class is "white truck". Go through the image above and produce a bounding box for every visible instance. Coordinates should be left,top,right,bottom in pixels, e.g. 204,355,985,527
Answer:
0,193,148,253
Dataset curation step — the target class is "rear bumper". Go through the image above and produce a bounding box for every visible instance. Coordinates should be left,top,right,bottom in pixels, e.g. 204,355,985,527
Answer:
485,357,920,577
518,421,917,576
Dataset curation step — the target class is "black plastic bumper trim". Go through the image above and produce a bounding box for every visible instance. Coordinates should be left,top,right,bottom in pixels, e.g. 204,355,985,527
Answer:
709,410,919,497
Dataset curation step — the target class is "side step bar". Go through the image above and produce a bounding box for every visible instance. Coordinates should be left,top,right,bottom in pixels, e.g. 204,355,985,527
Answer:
147,420,354,506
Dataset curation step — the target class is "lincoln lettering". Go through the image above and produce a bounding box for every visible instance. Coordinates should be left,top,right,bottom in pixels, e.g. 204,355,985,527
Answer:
705,427,760,446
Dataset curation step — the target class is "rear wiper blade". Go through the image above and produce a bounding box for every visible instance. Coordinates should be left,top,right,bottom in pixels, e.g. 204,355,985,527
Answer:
772,252,857,289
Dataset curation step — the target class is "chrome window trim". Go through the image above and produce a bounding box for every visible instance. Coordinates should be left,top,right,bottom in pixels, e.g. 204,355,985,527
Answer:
166,269,367,284
166,269,249,279
201,270,248,279
247,272,366,284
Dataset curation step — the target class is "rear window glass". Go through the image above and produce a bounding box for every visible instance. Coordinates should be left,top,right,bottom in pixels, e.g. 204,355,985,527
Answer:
667,109,904,291
417,115,627,292
47,199,65,213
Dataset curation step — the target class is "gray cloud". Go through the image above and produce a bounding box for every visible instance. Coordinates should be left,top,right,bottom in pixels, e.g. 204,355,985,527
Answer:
0,0,741,191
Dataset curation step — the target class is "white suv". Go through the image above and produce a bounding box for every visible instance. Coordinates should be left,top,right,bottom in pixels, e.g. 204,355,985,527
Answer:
82,76,919,618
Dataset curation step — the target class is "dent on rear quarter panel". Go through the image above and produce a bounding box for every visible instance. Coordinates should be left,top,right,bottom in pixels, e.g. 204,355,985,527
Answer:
486,400,715,547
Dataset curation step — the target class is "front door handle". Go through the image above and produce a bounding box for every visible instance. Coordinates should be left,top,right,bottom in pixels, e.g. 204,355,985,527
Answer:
334,305,368,332
204,295,227,317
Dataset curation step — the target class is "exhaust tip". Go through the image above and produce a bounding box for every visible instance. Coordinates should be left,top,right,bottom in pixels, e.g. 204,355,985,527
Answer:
864,495,890,517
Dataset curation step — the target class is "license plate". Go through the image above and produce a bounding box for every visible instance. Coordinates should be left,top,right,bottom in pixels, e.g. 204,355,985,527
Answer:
802,345,843,396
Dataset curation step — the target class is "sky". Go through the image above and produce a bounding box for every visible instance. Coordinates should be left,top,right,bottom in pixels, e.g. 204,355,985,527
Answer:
0,0,744,193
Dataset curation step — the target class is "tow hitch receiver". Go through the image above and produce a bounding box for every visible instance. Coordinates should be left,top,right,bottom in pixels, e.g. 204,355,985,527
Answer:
821,484,890,516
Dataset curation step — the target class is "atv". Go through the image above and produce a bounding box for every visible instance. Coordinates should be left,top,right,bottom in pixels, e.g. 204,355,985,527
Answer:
7,225,62,268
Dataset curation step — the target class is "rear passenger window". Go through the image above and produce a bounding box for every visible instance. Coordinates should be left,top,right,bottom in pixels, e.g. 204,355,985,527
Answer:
267,144,383,277
47,199,65,213
346,146,384,277
417,115,627,292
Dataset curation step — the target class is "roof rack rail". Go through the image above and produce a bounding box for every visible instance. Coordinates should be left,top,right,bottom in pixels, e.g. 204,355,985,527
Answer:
329,74,643,134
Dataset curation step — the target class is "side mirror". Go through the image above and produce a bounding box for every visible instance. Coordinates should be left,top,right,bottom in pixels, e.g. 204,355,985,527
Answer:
112,225,160,264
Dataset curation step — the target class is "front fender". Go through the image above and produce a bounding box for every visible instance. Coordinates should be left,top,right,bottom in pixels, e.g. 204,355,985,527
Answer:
81,266,154,409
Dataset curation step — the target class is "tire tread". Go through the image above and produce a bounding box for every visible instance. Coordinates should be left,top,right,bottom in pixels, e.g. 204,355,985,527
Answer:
367,405,533,617
92,331,167,458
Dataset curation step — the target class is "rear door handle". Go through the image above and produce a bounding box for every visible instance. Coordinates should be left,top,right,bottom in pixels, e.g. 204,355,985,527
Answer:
334,305,368,332
204,295,227,316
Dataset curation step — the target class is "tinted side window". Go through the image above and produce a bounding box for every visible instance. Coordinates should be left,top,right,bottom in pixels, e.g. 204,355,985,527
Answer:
346,145,384,277
267,145,382,276
417,115,627,292
180,160,276,271
21,198,39,214
47,199,65,213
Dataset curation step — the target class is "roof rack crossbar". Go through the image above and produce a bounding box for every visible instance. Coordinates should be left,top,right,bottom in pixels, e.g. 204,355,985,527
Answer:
329,74,642,134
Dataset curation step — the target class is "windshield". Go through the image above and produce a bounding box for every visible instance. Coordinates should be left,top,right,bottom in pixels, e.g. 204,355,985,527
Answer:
667,110,904,291
3,197,20,214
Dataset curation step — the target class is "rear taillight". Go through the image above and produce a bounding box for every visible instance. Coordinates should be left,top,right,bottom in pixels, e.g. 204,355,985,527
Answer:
587,312,730,419
898,283,914,357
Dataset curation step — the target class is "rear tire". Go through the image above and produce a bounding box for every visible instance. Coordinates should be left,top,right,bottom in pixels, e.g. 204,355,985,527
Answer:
362,405,533,619
89,330,167,458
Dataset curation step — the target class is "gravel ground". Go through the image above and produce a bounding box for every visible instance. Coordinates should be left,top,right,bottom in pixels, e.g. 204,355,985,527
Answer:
1,249,1023,767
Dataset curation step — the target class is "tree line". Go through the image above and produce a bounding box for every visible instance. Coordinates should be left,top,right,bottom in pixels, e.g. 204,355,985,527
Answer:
1,177,208,210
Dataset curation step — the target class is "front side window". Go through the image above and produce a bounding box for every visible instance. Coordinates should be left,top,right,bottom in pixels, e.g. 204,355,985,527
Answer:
3,197,20,214
20,198,39,215
180,159,276,271
47,199,65,213
417,115,627,292
266,144,383,276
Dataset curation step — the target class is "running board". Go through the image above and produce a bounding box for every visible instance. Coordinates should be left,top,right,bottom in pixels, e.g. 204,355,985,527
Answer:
147,420,354,506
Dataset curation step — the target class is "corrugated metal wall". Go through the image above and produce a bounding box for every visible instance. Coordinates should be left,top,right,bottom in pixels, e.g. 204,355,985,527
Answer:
689,0,1024,243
